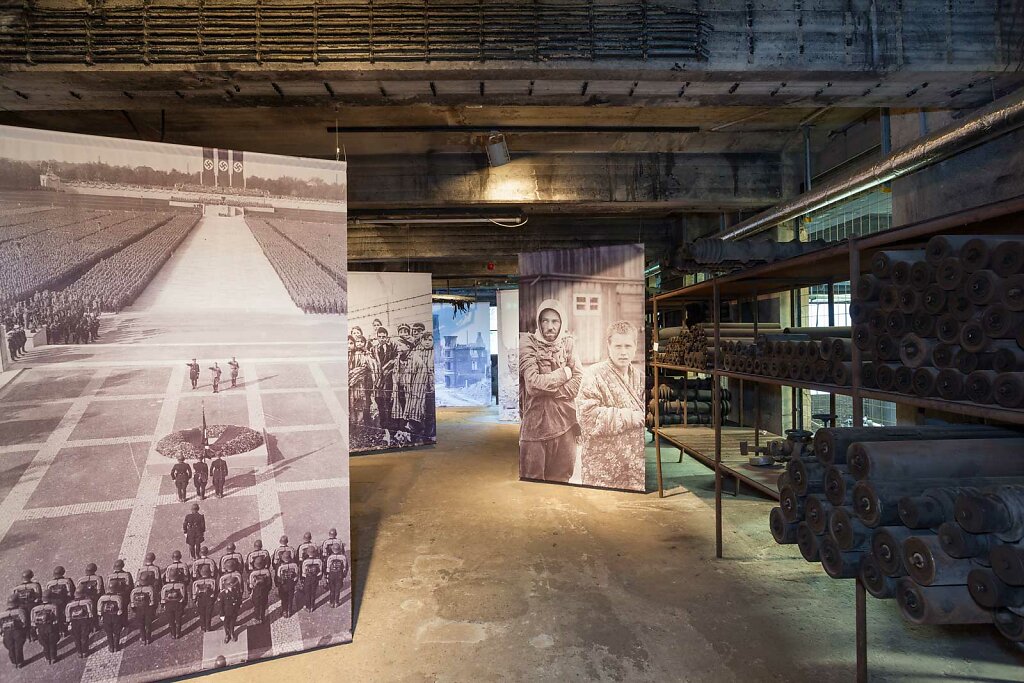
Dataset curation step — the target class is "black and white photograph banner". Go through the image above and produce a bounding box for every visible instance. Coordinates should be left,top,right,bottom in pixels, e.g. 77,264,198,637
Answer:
432,302,492,407
497,289,520,422
0,125,351,681
518,244,646,492
348,272,436,453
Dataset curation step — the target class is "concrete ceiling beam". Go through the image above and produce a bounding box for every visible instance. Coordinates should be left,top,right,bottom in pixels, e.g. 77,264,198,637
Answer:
345,152,795,210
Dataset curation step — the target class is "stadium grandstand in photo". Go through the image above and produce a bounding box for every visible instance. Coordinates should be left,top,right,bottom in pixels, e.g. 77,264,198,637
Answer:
0,126,351,682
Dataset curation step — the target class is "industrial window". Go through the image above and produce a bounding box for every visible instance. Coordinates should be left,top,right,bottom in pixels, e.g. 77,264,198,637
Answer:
574,293,601,315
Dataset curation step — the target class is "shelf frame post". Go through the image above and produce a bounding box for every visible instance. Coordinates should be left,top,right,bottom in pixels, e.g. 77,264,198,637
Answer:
713,279,723,559
850,241,868,683
827,278,837,422
753,290,761,450
653,296,664,498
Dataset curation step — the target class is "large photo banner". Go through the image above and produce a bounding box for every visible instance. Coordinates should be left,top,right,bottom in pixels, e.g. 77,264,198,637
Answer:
0,126,351,681
497,289,520,422
348,272,435,452
432,302,492,407
518,244,646,492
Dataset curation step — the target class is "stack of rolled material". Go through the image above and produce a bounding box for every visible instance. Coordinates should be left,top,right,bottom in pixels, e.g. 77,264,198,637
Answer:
769,424,1024,643
656,322,783,370
851,234,1024,407
720,326,854,386
645,377,731,428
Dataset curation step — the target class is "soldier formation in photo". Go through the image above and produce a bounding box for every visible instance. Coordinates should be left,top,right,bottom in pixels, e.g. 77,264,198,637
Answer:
349,319,435,446
3,291,101,354
1,525,349,668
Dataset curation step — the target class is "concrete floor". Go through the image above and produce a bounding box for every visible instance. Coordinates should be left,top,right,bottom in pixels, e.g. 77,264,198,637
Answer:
201,407,1024,682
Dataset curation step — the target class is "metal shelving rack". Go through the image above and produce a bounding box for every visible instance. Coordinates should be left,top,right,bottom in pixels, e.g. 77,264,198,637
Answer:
648,195,1024,683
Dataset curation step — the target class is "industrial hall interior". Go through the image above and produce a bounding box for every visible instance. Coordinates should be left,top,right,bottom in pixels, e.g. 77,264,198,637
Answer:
1,2,1024,682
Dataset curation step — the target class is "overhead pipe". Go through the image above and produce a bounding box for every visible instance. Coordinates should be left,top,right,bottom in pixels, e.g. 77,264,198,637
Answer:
714,87,1024,241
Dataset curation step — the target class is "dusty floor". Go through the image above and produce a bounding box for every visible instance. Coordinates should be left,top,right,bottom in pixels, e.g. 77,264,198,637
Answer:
201,407,1024,682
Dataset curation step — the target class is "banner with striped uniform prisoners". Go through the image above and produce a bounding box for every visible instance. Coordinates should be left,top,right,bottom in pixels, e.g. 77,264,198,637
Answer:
348,272,436,453
0,125,352,681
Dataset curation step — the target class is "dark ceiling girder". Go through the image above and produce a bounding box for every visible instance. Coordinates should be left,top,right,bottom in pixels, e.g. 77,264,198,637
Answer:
326,125,702,134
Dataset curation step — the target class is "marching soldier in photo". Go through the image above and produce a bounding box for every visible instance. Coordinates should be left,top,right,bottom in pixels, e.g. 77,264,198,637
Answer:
193,453,210,501
107,561,134,626
217,564,244,595
44,566,74,628
78,562,104,626
247,539,271,574
320,528,340,559
171,454,193,503
186,358,200,390
248,556,273,624
219,543,244,577
129,575,157,645
107,557,133,602
219,573,243,644
275,554,300,618
228,356,240,388
10,569,42,613
209,361,222,394
272,535,295,569
97,586,126,652
6,326,21,361
137,552,162,593
297,531,318,562
65,586,95,658
30,593,60,665
192,565,218,632
210,451,229,498
184,503,206,560
325,542,349,608
218,556,244,626
160,574,188,639
164,550,190,590
2,597,29,668
301,548,323,613
192,546,217,583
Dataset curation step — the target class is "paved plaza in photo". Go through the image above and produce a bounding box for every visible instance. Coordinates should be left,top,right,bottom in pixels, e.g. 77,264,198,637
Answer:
0,212,351,682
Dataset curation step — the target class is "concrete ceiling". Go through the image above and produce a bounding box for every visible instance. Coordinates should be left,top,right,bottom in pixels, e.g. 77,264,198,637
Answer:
1,0,1022,285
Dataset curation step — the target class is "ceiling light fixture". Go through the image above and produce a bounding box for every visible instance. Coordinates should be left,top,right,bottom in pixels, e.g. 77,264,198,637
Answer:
484,131,510,167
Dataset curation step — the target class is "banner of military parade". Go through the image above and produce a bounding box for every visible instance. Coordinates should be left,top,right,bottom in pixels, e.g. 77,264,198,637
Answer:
0,126,351,681
517,245,647,492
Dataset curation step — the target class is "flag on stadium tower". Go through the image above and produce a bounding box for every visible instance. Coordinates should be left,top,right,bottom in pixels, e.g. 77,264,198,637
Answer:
202,148,214,185
231,150,245,188
217,149,229,188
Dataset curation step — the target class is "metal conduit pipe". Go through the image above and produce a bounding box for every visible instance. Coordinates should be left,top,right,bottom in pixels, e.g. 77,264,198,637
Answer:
714,87,1024,241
